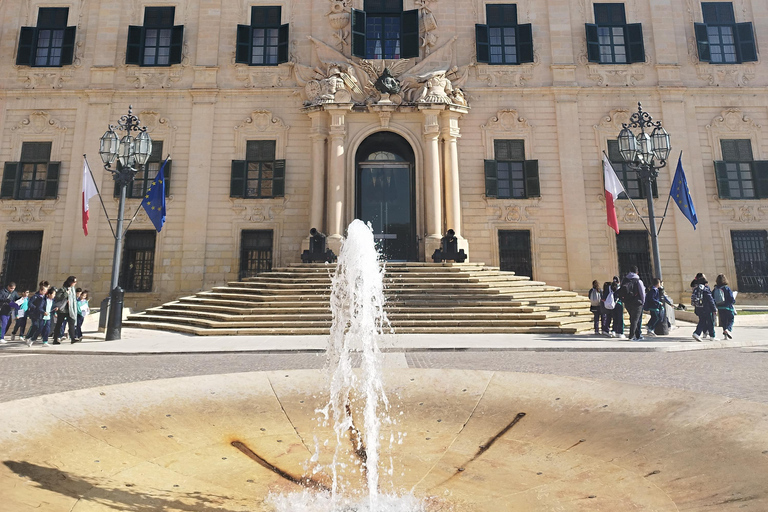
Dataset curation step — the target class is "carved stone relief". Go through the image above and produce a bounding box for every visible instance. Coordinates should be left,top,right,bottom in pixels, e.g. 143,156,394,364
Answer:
718,204,768,223
416,0,439,55
706,108,762,160
475,53,539,87
593,108,631,153
230,203,285,222
235,65,293,88
481,109,533,159
492,203,538,222
327,0,351,50
10,111,68,160
234,110,290,158
1,201,58,223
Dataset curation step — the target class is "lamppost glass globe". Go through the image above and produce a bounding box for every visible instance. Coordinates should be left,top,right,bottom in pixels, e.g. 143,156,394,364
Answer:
617,126,637,163
135,131,153,166
117,134,136,168
651,126,671,163
99,129,119,165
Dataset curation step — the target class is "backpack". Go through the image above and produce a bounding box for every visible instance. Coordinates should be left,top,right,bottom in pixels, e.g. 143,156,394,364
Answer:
691,285,705,308
604,290,616,310
713,287,726,306
589,288,601,307
617,278,641,305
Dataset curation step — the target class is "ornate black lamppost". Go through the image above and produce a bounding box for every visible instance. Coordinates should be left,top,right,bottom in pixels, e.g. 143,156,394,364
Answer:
99,106,152,341
616,102,671,281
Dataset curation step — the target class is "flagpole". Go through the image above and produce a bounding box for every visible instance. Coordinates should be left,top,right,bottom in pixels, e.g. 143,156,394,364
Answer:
84,155,116,239
656,151,683,236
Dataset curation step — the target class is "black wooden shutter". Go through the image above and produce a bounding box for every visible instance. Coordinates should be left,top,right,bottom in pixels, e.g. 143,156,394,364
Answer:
753,161,768,199
484,160,498,198
694,23,711,62
16,27,37,66
401,9,420,58
517,23,534,63
126,25,144,65
231,160,247,198
585,24,600,62
1,163,19,198
524,160,540,198
351,9,367,58
235,25,251,64
714,161,730,198
45,162,60,198
163,160,172,197
169,25,184,64
735,22,757,62
60,26,77,66
475,24,489,63
277,23,289,63
273,159,285,197
626,23,645,63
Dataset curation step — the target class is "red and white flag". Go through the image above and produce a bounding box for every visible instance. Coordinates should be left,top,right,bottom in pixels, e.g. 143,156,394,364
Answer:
82,158,99,236
603,153,626,235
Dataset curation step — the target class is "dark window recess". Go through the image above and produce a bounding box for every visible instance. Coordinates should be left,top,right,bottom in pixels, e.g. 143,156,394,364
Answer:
120,231,156,292
714,139,768,199
695,2,757,63
616,231,653,287
475,4,534,65
607,140,658,199
351,0,419,59
240,230,273,280
126,7,184,66
586,3,644,64
1,231,43,293
235,6,289,65
484,140,539,199
231,141,285,199
113,142,170,199
16,7,76,67
498,230,532,278
1,142,59,200
731,230,768,293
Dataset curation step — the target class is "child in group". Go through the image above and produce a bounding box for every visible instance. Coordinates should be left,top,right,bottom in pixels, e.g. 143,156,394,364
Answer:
713,274,736,339
691,273,717,342
643,278,662,337
24,282,48,346
10,290,29,340
41,287,57,345
75,290,90,340
589,280,602,335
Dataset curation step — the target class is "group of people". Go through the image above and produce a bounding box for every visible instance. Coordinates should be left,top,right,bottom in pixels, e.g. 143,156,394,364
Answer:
589,266,737,342
0,276,91,347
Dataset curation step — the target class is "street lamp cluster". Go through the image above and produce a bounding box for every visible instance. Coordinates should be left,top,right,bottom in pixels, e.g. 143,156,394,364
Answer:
98,106,153,340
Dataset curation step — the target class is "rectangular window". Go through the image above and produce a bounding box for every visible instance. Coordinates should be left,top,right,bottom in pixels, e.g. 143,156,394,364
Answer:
351,0,419,59
731,230,768,293
607,140,657,199
586,3,644,64
498,230,532,278
484,140,539,199
126,7,184,67
714,139,768,199
616,231,653,287
695,2,757,63
475,4,534,65
120,231,156,292
113,142,170,199
230,141,286,199
1,231,43,294
240,230,273,280
1,142,60,200
16,7,76,67
235,7,289,66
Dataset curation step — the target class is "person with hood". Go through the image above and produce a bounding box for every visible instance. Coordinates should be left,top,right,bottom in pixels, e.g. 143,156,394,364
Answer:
713,274,736,340
24,281,49,346
691,272,717,342
619,266,646,341
0,282,20,343
52,276,80,344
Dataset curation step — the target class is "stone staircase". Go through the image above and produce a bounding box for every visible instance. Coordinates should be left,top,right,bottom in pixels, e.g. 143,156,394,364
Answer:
124,263,594,335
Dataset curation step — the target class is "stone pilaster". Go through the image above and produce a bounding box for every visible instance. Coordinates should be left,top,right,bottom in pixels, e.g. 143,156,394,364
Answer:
440,107,469,258
420,105,443,256
324,104,352,254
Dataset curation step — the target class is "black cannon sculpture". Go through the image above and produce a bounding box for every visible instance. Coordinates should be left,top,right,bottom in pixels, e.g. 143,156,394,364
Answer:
301,228,337,263
431,229,467,263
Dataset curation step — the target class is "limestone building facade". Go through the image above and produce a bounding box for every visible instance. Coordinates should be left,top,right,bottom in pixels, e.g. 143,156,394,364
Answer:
0,0,767,308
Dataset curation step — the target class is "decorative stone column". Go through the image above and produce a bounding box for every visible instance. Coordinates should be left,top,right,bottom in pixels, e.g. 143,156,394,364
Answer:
440,107,469,258
420,105,444,257
307,109,328,235
325,104,352,255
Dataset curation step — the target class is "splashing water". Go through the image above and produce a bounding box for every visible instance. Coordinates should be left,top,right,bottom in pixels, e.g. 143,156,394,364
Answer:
269,220,424,511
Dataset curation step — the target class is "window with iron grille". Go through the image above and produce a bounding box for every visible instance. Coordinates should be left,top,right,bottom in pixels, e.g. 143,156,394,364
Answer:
498,230,532,278
616,231,653,287
484,140,539,199
607,140,658,199
126,7,184,67
120,231,156,292
240,230,273,280
1,142,59,200
714,139,768,199
475,4,534,65
230,141,285,199
694,2,757,64
16,8,76,67
585,3,645,64
731,230,768,293
1,231,43,293
351,0,419,59
235,6,289,66
113,142,170,199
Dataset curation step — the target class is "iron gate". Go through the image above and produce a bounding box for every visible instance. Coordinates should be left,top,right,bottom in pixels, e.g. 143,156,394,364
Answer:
1,231,43,292
498,230,532,278
731,230,768,293
240,230,273,280
616,231,653,287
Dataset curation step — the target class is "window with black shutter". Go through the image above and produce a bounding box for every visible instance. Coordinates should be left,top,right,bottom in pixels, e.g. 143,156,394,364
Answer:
113,142,170,199
126,7,184,66
695,2,757,63
1,142,59,200
16,7,76,67
475,4,534,65
120,231,156,292
235,6,289,66
484,140,539,199
607,140,657,199
714,139,768,199
585,3,645,64
351,0,419,59
239,230,273,280
231,141,285,199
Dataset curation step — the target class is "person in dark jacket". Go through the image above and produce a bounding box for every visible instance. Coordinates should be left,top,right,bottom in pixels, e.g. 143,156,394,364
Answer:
609,276,626,338
52,276,79,344
643,277,662,337
0,282,20,343
620,266,646,341
713,274,736,339
691,273,717,342
24,281,49,346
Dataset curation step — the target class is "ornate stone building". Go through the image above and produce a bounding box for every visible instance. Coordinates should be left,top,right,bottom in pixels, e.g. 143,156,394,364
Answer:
0,0,766,308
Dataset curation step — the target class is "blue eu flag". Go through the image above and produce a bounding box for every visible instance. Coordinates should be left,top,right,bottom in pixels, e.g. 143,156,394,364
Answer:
141,157,168,232
670,155,698,230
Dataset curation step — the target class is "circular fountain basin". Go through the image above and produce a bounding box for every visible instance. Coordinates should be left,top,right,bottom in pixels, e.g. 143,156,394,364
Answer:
1,369,767,511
